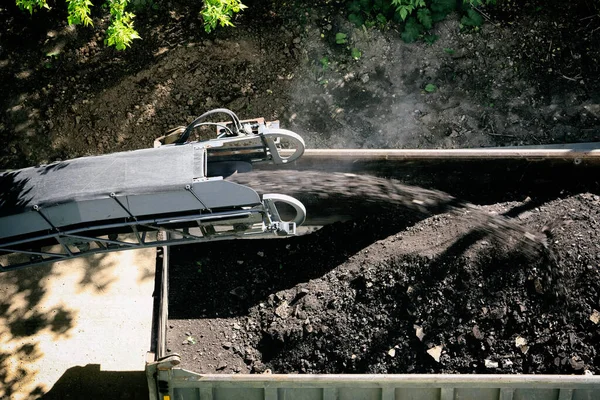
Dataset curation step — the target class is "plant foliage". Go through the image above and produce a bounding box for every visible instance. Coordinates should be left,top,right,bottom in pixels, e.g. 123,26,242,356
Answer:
424,83,437,92
345,0,495,43
15,0,49,14
335,32,348,44
66,0,94,26
461,8,484,27
15,0,247,50
201,0,247,33
104,0,140,50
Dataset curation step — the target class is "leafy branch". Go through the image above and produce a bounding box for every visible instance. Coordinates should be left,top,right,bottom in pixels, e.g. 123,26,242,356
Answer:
15,0,49,14
15,0,248,50
201,0,247,33
346,0,496,43
104,0,140,50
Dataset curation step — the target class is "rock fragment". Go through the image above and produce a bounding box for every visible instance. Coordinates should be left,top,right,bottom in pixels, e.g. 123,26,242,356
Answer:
484,359,499,368
515,336,527,347
427,345,443,362
570,356,585,370
590,309,600,324
515,336,529,354
472,325,484,340
252,361,266,373
414,324,424,341
230,286,247,299
216,361,227,370
275,301,291,319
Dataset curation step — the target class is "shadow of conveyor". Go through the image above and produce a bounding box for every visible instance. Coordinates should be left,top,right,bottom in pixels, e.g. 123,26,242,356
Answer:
168,209,429,319
40,364,148,400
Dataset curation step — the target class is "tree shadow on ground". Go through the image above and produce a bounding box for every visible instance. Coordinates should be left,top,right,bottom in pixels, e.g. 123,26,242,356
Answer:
40,364,148,400
0,343,46,399
0,250,126,398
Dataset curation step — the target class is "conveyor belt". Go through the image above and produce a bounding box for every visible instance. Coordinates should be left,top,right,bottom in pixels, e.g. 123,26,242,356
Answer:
0,112,307,272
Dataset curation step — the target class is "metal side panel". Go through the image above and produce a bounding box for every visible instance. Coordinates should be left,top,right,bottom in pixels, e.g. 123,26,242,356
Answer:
0,181,263,241
42,197,129,227
156,371,600,400
0,210,50,239
191,180,262,209
126,191,208,216
1,197,141,239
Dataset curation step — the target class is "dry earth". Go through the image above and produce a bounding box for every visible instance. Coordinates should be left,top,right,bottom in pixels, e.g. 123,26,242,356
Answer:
1,0,599,170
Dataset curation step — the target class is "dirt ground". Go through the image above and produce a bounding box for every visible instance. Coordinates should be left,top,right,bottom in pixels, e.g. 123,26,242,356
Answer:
1,0,599,170
167,177,600,375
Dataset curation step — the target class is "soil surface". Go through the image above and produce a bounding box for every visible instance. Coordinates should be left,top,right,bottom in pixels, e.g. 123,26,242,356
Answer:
1,0,599,170
167,172,600,375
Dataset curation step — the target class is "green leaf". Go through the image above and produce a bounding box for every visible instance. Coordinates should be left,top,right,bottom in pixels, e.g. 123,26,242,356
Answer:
104,10,140,51
66,0,94,27
398,6,408,20
16,0,49,13
359,0,371,11
417,8,432,29
320,56,329,70
424,83,437,93
347,0,361,13
424,34,439,45
431,0,456,17
351,47,362,60
443,47,455,54
348,13,365,27
461,8,484,27
401,17,423,43
202,0,247,32
373,0,392,14
335,32,348,44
